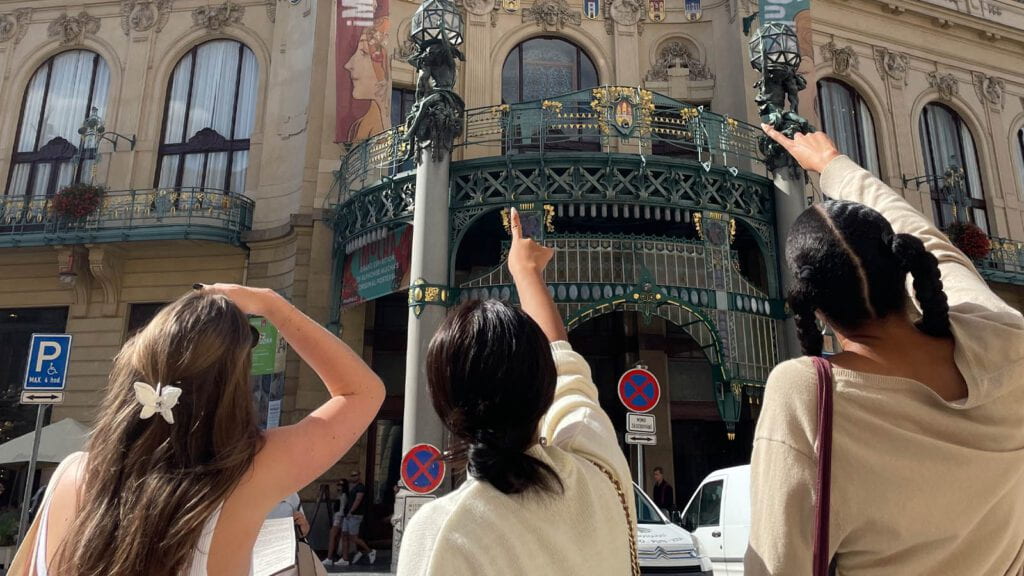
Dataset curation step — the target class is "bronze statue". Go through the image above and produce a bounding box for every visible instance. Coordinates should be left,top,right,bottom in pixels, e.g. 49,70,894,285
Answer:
403,39,466,164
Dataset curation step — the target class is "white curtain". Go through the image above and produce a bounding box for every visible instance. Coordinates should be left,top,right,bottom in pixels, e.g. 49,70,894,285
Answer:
919,104,988,232
9,51,109,198
158,41,257,193
818,80,879,177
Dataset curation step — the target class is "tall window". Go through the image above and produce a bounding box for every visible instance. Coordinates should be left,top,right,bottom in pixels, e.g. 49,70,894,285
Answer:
157,40,258,194
817,79,880,177
391,88,416,128
919,103,988,232
7,51,109,198
501,37,598,104
1016,128,1024,201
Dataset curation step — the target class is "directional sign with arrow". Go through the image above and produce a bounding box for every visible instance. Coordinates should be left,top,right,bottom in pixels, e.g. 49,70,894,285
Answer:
20,391,64,405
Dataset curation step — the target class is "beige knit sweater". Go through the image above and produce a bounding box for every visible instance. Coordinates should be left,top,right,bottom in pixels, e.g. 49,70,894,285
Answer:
746,156,1024,575
397,341,636,575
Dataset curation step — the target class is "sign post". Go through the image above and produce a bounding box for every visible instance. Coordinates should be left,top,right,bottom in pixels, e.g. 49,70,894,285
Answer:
619,366,661,492
17,334,73,544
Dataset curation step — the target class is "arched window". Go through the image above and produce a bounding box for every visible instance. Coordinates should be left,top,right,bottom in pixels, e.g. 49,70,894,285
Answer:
156,40,258,194
7,51,109,198
501,37,598,104
918,103,988,233
1016,127,1024,201
817,79,880,176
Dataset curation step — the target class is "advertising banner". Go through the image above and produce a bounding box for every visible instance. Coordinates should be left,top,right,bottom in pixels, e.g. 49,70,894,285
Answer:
341,225,414,308
250,317,288,430
336,0,391,143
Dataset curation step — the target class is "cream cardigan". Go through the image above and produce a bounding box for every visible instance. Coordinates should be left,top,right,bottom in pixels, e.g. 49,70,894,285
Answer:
396,341,636,575
746,156,1024,575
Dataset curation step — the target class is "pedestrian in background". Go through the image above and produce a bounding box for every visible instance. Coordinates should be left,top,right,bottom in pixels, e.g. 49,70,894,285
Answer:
397,208,639,575
322,479,350,567
651,467,674,514
11,284,384,576
745,127,1024,575
331,471,376,566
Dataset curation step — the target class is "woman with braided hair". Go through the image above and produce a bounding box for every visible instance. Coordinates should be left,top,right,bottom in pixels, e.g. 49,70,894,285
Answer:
746,127,1024,575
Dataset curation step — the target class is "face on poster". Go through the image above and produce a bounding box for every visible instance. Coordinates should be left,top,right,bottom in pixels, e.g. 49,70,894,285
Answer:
337,0,391,143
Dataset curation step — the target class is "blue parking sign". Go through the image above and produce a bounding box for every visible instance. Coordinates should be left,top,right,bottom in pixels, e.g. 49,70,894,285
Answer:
23,334,73,391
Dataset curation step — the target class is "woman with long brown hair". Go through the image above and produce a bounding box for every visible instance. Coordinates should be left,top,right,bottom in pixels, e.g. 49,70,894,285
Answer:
17,285,385,576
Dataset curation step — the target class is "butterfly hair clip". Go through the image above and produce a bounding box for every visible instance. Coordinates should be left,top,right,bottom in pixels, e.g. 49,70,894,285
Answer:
133,381,183,424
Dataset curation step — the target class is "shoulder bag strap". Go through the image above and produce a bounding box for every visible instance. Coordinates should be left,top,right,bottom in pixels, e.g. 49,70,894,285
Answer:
810,357,835,576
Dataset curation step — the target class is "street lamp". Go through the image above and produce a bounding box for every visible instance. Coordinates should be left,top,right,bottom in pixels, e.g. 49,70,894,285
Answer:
410,0,464,48
748,22,801,73
76,107,136,184
902,162,968,223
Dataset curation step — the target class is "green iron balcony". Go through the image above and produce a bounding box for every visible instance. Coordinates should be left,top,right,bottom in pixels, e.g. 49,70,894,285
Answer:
0,187,254,248
978,236,1024,285
332,87,773,246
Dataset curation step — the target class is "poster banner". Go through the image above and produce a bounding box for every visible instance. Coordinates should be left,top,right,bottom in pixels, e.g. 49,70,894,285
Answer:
341,225,414,308
337,0,391,143
251,317,288,430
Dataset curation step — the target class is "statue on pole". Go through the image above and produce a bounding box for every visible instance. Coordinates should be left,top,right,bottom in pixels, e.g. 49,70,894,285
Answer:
404,38,465,164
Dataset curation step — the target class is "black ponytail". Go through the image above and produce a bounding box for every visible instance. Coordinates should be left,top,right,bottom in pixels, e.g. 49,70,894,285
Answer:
427,300,564,496
892,233,952,338
788,288,824,357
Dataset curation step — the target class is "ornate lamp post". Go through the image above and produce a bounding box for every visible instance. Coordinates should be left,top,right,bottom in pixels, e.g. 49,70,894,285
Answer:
749,22,814,358
393,0,464,566
76,106,136,184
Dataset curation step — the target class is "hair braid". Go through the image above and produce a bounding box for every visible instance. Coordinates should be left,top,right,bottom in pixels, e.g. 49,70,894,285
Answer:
891,233,952,338
788,288,824,357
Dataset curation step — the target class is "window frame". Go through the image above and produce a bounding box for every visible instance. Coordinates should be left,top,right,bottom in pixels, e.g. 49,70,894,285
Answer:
816,78,881,177
1016,127,1024,201
6,51,106,198
154,40,256,194
919,103,988,232
501,36,599,104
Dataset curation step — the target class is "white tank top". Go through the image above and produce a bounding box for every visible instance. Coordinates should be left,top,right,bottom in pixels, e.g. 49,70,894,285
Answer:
31,453,225,576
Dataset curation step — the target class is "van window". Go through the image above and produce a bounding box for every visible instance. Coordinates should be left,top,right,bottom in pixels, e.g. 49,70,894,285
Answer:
698,480,723,527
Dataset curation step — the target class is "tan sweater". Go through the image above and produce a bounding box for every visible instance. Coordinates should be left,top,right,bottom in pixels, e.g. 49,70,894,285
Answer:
746,156,1024,576
397,341,636,575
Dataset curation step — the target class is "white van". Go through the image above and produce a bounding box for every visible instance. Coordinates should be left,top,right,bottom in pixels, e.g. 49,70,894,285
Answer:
634,482,714,575
679,465,750,576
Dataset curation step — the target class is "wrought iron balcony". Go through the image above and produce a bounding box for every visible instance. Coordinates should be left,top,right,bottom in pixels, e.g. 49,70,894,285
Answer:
0,187,254,248
977,236,1024,285
335,87,767,204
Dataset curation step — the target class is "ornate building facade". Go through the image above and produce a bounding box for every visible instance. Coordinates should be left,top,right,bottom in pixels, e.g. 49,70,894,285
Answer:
0,0,1021,549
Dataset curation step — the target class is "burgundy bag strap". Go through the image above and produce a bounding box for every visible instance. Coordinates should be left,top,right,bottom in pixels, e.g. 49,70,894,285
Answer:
811,356,835,576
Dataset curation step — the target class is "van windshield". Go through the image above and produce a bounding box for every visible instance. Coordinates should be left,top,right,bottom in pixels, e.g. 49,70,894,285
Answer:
634,487,665,525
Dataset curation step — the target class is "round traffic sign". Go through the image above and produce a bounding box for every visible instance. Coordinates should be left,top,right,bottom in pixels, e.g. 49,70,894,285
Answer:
618,368,661,413
401,443,446,495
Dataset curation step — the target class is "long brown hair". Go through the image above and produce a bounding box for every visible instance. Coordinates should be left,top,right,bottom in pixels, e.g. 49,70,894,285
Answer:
56,291,264,576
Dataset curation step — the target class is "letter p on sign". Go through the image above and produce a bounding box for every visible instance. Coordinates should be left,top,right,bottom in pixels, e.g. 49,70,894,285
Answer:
35,342,62,372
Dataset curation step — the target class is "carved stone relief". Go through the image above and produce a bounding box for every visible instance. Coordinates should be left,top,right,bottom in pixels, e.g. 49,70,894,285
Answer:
48,11,101,45
267,0,277,22
522,0,581,30
193,1,244,30
873,47,909,86
0,8,31,45
120,0,172,35
605,0,644,34
645,40,714,82
972,72,1005,109
463,0,497,16
821,40,858,76
927,71,959,100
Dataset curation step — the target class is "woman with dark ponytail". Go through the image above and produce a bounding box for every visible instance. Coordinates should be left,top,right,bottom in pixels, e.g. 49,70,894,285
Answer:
397,209,637,575
746,128,1024,576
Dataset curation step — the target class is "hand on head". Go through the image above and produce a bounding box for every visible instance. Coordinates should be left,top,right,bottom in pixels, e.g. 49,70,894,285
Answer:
508,208,555,278
193,283,277,316
760,124,842,174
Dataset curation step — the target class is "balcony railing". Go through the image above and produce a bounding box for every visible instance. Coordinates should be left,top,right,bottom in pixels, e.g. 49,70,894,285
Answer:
977,236,1024,285
0,187,254,248
334,87,767,206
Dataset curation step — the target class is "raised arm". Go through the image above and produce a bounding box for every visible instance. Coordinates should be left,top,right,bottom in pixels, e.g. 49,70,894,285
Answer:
198,284,385,502
507,210,634,501
762,126,1019,317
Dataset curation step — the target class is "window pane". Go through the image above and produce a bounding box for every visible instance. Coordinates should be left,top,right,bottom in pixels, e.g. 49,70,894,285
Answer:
1017,129,1024,201
817,79,879,177
17,67,49,153
960,127,983,201
234,48,258,139
501,48,519,104
40,52,102,146
521,39,575,102
858,98,880,176
8,164,31,197
163,53,193,145
30,164,51,199
187,41,240,139
231,150,248,193
697,480,723,527
205,151,229,190
181,154,204,188
158,155,180,188
973,209,988,234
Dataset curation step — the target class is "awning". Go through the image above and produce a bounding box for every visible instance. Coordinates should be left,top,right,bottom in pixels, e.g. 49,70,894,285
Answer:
0,418,90,466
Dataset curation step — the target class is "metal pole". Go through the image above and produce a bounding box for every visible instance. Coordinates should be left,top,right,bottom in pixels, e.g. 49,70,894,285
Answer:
773,171,806,358
637,444,645,495
17,405,47,545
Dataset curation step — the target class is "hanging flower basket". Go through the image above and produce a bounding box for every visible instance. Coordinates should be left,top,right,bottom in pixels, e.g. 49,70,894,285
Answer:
945,222,991,260
52,183,104,221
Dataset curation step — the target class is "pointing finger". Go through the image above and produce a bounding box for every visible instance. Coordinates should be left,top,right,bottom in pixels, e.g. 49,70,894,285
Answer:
510,207,523,241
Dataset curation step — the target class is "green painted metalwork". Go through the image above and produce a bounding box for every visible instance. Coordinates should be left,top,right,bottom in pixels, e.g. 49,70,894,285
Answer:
978,236,1024,286
0,187,254,248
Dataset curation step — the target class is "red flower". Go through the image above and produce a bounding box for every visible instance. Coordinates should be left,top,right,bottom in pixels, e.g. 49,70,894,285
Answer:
52,183,104,220
945,222,991,260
